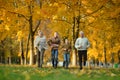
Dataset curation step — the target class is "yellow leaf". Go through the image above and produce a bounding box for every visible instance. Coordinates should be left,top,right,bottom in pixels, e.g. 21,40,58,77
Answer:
86,9,92,14
5,25,10,31
53,2,58,7
52,15,58,20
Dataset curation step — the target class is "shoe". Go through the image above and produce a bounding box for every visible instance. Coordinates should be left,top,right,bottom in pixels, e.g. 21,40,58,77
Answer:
52,64,54,67
80,67,83,70
54,66,57,69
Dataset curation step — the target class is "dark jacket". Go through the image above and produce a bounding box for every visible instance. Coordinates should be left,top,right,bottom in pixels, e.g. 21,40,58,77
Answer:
48,37,60,49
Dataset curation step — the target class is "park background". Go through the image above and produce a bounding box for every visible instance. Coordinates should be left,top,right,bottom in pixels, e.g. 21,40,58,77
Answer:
0,0,120,80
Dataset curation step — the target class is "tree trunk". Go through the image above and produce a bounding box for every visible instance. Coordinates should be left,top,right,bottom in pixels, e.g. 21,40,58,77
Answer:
104,46,107,68
29,35,34,65
71,17,77,66
25,34,30,65
8,57,11,65
72,50,77,66
28,1,34,65
75,16,80,39
111,52,114,67
8,48,12,64
29,15,34,65
20,38,24,65
28,1,41,65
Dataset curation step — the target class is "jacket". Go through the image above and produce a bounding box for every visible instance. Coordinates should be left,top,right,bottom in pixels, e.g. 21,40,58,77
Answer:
48,37,60,49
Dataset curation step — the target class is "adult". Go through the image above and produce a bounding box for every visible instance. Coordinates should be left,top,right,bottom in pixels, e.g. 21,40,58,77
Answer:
34,31,47,68
48,32,61,68
75,31,90,70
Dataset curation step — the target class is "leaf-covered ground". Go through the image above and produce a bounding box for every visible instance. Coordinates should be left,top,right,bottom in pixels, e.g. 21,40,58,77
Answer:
0,65,120,80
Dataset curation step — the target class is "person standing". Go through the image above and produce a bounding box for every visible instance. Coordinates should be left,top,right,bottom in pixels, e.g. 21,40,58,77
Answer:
48,32,61,68
34,31,47,68
75,31,90,70
61,38,71,69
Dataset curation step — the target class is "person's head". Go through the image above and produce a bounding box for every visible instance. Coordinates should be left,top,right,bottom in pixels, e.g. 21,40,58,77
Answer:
54,32,59,38
79,31,84,38
38,30,43,37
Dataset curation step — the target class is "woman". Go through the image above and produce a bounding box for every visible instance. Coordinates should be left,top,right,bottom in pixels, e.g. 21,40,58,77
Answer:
48,32,61,68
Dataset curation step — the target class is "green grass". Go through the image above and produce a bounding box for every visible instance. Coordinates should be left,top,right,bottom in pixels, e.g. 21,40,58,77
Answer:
0,65,120,80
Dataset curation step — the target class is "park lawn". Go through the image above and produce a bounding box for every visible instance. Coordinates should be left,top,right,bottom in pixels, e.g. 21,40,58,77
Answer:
0,65,120,80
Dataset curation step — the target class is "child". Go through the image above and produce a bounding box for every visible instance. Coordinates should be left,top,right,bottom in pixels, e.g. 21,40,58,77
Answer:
61,38,71,69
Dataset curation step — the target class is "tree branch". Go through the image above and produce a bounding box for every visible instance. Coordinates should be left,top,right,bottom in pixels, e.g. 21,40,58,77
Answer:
33,20,41,35
0,7,29,21
54,19,72,25
83,5,104,18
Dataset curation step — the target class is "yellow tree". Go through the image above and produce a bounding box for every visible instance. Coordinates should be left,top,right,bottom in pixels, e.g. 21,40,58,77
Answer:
0,0,42,65
0,0,60,65
85,0,120,66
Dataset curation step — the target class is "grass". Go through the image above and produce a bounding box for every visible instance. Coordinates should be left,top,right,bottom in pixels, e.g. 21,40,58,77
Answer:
0,65,120,80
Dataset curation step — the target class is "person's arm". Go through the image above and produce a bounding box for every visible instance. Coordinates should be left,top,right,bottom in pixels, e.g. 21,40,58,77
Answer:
44,37,48,49
87,39,90,48
53,38,61,47
34,36,38,48
58,39,61,47
57,39,61,47
61,44,66,51
75,38,82,49
68,44,71,52
47,38,52,46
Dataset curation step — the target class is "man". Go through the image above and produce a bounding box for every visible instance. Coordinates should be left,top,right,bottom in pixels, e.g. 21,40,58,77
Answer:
75,31,90,70
48,32,61,68
34,31,47,68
